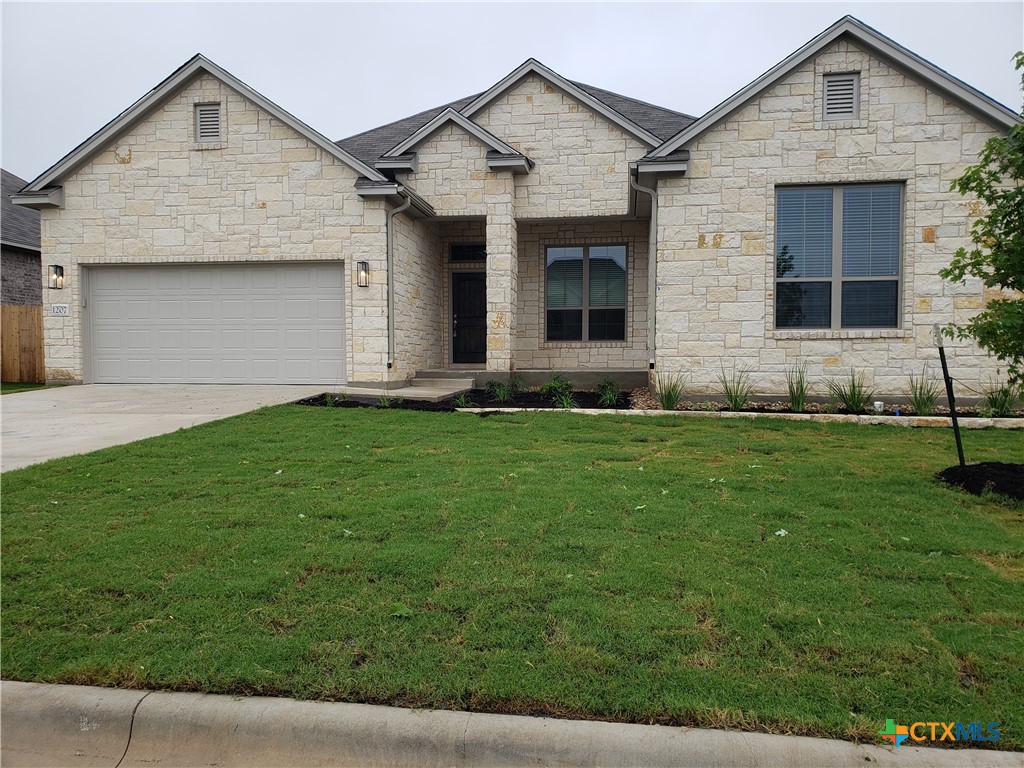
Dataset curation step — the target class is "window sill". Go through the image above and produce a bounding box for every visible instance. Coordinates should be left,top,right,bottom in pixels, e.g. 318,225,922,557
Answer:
541,340,629,348
191,141,226,151
769,329,910,340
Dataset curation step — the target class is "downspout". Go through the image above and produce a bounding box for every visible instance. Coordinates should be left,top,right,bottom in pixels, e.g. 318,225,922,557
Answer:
630,173,657,372
385,191,413,371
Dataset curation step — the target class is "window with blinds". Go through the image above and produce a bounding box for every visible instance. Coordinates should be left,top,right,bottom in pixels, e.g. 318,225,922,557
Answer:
195,103,221,142
775,185,901,330
546,244,627,341
823,73,859,120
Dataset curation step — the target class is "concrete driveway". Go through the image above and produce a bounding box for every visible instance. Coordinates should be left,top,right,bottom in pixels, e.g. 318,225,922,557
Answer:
1,384,326,472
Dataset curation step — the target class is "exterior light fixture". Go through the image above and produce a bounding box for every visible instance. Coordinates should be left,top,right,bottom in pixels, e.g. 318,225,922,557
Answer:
356,261,370,288
48,265,65,289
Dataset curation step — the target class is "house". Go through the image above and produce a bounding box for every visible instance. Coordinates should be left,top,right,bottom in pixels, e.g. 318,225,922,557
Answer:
2,169,42,307
12,16,1019,394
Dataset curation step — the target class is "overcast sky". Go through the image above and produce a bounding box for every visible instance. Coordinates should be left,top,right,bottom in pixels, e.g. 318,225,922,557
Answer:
2,1,1021,182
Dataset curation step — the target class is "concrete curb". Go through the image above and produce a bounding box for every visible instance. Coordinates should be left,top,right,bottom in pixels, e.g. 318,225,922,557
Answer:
458,407,1023,429
3,681,1022,767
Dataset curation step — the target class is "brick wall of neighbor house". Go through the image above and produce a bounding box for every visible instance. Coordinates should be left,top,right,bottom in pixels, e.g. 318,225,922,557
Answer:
474,76,650,219
516,219,649,369
393,216,443,379
655,40,1007,396
38,74,391,383
1,247,42,305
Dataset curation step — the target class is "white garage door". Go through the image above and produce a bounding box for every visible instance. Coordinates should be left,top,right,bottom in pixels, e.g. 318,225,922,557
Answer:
88,262,346,384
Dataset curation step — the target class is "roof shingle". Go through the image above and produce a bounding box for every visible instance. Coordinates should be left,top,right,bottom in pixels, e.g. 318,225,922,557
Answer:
1,169,41,252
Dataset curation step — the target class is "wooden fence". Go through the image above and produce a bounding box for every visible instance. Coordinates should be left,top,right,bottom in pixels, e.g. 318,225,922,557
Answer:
1,305,45,383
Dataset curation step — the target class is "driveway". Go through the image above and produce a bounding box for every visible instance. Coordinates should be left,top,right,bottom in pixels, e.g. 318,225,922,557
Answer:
1,384,326,472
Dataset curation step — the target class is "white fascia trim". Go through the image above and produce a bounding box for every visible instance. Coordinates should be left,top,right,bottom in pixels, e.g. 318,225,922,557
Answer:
650,16,1020,158
11,188,64,209
383,108,521,158
486,157,532,174
22,54,388,192
375,157,418,172
460,59,662,147
637,161,688,175
355,183,402,197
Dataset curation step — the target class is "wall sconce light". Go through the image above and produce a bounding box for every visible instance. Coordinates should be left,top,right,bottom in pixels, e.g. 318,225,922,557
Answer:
356,261,370,288
48,265,65,290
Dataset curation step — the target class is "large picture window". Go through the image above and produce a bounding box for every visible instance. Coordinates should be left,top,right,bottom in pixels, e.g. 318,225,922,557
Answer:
775,185,901,329
546,244,627,341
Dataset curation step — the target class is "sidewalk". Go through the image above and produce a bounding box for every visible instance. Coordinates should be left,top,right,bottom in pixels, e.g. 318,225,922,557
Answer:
2,681,1021,767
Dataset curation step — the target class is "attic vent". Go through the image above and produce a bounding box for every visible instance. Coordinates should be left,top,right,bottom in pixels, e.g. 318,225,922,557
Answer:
195,103,221,142
823,74,859,120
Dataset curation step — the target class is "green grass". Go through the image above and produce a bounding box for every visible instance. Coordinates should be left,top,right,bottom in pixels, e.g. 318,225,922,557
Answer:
2,408,1022,748
1,382,49,394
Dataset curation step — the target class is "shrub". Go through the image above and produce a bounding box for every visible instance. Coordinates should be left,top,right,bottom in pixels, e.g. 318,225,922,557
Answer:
980,379,1021,417
453,392,474,408
484,379,513,404
507,373,527,396
785,363,808,413
539,372,573,402
655,373,685,411
827,370,875,414
378,394,392,408
906,368,940,416
324,393,335,407
596,378,620,408
718,365,755,411
553,391,579,409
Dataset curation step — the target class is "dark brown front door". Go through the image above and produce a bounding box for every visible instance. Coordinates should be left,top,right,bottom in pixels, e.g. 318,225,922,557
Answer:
452,271,486,364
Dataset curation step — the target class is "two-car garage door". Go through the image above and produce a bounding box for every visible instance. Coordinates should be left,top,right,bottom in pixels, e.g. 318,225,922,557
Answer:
87,262,346,384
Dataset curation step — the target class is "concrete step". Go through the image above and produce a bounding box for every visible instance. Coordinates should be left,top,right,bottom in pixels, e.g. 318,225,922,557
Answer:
411,377,475,389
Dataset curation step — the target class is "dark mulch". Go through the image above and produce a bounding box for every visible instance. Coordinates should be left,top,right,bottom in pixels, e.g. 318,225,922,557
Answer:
937,462,1024,501
296,389,630,412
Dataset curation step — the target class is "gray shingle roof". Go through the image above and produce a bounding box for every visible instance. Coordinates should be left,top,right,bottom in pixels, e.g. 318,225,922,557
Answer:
1,169,41,252
336,80,695,166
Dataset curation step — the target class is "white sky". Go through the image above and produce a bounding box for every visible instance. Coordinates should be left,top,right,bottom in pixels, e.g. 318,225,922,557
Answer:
2,1,1022,182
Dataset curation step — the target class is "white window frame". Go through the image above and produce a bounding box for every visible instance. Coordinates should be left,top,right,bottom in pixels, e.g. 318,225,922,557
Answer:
774,184,903,331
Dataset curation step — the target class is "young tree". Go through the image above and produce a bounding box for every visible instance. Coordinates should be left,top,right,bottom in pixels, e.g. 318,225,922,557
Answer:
941,52,1024,386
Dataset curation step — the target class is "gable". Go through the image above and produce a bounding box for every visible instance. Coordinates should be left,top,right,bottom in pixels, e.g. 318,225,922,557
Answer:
18,55,385,205
650,16,1018,159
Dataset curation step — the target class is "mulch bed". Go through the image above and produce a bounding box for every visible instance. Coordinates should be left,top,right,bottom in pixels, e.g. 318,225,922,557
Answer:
936,462,1024,501
297,389,1023,418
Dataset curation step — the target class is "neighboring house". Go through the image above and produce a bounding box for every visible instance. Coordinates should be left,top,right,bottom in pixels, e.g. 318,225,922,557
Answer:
2,169,42,306
13,16,1019,392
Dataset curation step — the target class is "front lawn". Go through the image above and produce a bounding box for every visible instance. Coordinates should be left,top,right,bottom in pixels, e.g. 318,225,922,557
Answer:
2,408,1021,747
1,382,49,394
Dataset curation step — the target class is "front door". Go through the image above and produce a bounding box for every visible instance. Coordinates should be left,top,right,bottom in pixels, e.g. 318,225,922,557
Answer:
452,271,486,364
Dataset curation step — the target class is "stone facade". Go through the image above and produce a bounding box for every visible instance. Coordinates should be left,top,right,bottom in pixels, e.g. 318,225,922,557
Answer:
21,30,1014,391
655,40,1007,395
1,247,42,305
37,74,388,383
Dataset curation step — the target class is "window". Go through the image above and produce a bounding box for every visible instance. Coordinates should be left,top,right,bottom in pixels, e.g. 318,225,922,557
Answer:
546,244,626,341
195,103,221,142
449,243,486,261
775,185,901,329
823,73,859,120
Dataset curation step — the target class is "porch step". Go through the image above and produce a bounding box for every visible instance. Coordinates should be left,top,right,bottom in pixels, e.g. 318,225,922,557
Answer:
410,377,475,390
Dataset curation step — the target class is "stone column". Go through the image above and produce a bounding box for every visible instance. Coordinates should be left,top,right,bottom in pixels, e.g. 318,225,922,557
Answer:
484,173,517,372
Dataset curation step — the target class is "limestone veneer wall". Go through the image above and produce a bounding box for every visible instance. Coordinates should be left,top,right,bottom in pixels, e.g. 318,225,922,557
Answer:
655,40,1008,396
392,215,443,380
474,75,650,219
39,74,389,383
